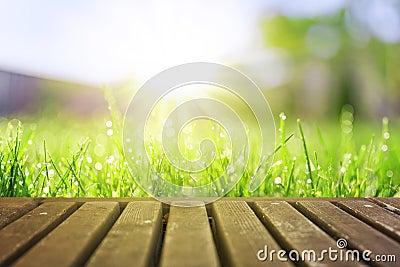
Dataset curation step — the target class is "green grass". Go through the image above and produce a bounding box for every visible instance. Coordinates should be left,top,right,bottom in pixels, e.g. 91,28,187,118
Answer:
0,104,399,198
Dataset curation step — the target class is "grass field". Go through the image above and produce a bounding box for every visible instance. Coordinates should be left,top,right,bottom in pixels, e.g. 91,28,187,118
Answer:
0,103,399,198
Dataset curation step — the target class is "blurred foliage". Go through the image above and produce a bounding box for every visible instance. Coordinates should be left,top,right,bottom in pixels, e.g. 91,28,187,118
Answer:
260,10,400,121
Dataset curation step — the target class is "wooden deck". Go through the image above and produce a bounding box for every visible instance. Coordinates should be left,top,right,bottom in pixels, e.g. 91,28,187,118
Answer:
0,198,399,266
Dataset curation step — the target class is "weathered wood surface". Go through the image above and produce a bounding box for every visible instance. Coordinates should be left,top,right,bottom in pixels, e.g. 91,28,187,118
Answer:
336,200,400,242
212,200,293,267
13,202,119,267
86,201,163,267
0,198,38,229
159,201,220,267
371,198,400,215
253,201,363,266
296,201,400,267
0,202,77,266
0,198,398,266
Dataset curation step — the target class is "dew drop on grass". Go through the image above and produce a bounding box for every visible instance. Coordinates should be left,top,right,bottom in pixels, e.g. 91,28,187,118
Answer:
106,155,115,164
383,132,390,140
274,177,282,184
86,157,93,164
382,145,388,152
28,140,33,145
387,170,393,177
106,120,113,128
273,160,282,167
107,129,114,136
339,166,346,174
43,187,49,194
306,178,312,184
95,162,102,170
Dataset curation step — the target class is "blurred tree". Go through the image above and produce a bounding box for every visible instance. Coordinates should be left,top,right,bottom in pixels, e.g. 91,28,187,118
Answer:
260,6,400,120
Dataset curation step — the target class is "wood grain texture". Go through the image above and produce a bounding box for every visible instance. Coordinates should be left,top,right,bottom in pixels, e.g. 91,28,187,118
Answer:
1,198,398,266
0,198,38,229
371,198,400,215
39,197,371,215
337,199,400,242
253,201,363,267
0,202,77,266
296,201,400,267
12,202,120,267
86,201,162,267
159,201,220,267
212,201,293,267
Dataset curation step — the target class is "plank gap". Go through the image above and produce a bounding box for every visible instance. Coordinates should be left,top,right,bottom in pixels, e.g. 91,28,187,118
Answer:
12,202,120,267
334,199,400,242
294,201,400,267
86,201,163,267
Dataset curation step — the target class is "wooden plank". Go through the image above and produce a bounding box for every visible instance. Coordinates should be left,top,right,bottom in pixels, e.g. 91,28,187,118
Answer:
0,198,38,229
337,200,400,242
371,198,400,215
212,200,293,267
40,197,371,215
296,201,400,266
86,201,163,267
41,197,160,209
253,201,363,266
376,198,400,207
12,202,120,267
0,202,77,266
159,201,220,267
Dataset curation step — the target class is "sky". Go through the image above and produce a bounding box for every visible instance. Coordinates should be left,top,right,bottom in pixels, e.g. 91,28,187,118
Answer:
0,0,398,86
0,0,264,85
